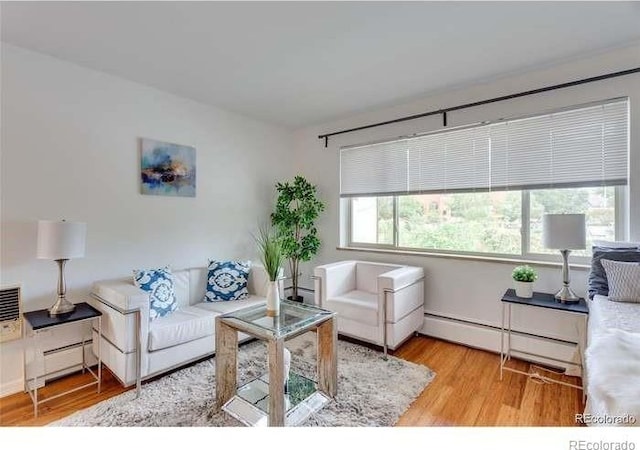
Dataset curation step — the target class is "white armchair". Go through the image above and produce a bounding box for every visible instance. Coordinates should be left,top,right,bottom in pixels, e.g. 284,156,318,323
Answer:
314,260,424,355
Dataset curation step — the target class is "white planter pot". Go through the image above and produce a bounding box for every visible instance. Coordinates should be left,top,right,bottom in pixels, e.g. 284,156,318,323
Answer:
514,281,533,298
266,280,280,317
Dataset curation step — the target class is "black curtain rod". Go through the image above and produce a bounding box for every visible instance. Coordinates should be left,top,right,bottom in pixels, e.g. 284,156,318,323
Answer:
318,67,640,148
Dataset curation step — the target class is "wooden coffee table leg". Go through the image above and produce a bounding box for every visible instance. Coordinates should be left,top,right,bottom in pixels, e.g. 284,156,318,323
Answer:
267,337,285,426
317,317,337,398
215,318,238,411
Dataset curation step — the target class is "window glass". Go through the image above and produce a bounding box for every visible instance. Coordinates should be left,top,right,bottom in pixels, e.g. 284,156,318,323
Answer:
397,192,522,255
351,197,394,245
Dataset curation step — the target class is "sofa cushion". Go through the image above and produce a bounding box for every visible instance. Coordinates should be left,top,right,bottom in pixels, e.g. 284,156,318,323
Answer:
194,295,266,315
148,306,218,351
133,266,178,320
172,269,191,309
204,260,251,302
326,290,378,326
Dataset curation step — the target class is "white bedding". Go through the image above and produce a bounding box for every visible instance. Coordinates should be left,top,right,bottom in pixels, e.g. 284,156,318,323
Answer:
585,295,640,426
588,295,640,340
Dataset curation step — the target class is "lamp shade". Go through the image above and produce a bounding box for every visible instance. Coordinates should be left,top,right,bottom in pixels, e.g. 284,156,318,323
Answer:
542,214,586,250
37,220,86,260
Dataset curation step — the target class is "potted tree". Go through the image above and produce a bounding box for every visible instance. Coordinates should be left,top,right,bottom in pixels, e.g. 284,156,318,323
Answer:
271,175,325,302
512,265,537,298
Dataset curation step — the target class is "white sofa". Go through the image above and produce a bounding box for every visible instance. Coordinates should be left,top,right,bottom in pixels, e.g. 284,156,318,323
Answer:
313,260,424,355
89,264,280,396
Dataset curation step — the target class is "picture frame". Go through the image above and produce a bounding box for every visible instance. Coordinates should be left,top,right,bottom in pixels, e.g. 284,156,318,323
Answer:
140,138,196,197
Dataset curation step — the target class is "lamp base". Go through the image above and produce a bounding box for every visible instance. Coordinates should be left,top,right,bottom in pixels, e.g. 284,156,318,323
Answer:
554,286,581,304
48,297,76,316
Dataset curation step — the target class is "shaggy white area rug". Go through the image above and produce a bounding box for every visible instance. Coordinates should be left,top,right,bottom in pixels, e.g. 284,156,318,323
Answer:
50,333,434,427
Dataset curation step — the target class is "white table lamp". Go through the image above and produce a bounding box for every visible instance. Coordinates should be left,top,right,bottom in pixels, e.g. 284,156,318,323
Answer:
37,220,86,316
542,213,586,304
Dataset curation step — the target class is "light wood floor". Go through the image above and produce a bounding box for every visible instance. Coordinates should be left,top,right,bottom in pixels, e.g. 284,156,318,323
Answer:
0,335,583,427
394,336,583,426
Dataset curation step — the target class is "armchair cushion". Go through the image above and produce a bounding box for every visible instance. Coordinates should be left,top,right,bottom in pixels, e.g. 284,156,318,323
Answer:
356,262,399,293
133,266,178,321
326,290,378,326
204,260,251,302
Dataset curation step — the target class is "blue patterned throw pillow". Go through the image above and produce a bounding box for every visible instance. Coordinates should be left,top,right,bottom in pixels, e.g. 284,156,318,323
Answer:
133,267,178,320
204,260,251,302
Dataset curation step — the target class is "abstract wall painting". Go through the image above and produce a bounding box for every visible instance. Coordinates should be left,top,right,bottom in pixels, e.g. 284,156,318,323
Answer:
140,138,196,197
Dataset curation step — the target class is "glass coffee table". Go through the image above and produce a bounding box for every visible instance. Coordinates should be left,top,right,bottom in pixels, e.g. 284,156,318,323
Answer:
215,300,337,427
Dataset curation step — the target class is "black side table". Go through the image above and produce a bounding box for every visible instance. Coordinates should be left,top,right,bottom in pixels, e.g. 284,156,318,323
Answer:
500,289,588,398
23,302,102,417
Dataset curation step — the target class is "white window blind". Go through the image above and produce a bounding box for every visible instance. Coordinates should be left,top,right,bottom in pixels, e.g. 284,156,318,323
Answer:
408,126,491,193
340,139,409,196
339,98,628,197
489,99,628,190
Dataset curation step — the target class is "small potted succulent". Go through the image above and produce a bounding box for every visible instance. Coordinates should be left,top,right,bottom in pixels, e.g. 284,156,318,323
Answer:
512,265,537,298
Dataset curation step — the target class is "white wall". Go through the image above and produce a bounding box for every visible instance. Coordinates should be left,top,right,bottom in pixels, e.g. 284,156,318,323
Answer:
293,44,640,361
0,44,293,395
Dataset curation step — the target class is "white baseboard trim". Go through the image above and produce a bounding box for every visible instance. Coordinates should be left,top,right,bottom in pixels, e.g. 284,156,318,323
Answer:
0,378,23,397
420,313,581,372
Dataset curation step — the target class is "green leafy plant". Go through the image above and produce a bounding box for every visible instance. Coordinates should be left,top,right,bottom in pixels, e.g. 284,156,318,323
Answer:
512,265,538,283
271,175,325,301
254,225,284,282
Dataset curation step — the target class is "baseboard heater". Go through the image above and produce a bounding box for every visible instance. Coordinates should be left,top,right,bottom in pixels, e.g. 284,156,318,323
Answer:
421,312,580,371
424,311,578,346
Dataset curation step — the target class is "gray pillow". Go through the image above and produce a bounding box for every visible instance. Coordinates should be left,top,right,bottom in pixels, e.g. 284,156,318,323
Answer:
601,259,640,303
588,247,640,299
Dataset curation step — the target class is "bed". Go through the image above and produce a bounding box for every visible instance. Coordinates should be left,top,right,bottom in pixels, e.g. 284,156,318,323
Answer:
583,244,640,426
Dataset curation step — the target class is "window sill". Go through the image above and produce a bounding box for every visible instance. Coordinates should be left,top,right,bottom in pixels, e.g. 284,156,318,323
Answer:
336,246,591,271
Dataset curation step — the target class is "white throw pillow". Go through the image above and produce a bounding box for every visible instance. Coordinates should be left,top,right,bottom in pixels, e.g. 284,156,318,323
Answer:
601,259,640,303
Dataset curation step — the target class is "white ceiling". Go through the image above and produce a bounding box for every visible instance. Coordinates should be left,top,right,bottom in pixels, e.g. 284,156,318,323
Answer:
2,2,640,128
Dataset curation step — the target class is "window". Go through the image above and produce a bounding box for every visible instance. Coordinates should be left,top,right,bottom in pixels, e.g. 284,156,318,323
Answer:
351,196,393,245
397,192,521,255
528,186,617,257
342,99,628,259
350,186,621,259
